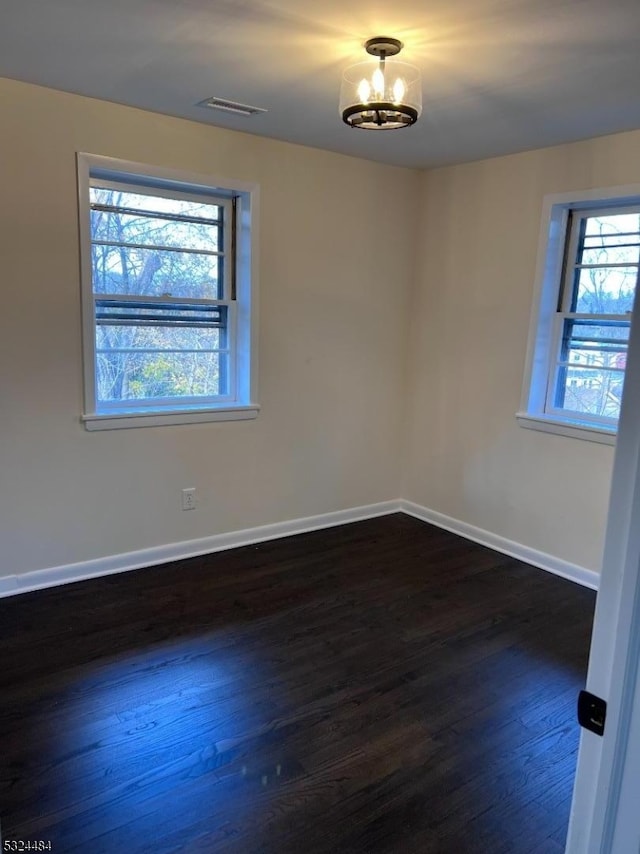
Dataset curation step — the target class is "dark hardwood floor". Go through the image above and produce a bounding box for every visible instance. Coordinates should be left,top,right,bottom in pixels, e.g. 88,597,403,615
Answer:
0,514,595,853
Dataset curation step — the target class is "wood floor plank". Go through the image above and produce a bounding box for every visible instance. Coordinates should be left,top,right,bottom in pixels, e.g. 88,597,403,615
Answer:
0,514,594,852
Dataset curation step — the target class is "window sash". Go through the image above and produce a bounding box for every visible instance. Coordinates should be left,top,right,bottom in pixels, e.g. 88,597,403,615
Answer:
559,205,640,313
94,300,238,410
546,314,629,424
89,177,234,300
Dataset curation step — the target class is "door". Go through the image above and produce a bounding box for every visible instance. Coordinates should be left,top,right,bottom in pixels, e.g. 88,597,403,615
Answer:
565,284,640,852
608,653,640,852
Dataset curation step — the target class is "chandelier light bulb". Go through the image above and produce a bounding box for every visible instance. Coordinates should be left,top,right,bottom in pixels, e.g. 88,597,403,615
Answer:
358,78,371,103
372,67,385,98
393,77,406,104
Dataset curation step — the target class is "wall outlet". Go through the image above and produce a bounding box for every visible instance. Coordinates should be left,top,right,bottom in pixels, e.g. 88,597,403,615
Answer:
181,488,196,511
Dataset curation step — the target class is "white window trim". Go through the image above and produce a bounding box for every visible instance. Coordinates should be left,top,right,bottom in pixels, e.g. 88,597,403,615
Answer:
515,412,616,445
519,183,640,445
82,406,259,431
77,153,260,430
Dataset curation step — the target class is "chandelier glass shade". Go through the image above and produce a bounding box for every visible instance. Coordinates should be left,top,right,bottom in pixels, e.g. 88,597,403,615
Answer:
340,37,422,130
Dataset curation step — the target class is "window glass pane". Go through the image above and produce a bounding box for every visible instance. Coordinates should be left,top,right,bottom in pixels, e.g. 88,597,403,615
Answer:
96,351,228,403
573,266,637,314
90,209,220,253
91,244,221,298
90,187,221,223
564,321,629,368
97,325,224,352
579,213,640,266
555,318,627,420
556,366,625,420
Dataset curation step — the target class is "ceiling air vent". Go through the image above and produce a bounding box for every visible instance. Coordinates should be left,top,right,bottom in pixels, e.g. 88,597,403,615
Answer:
197,97,267,117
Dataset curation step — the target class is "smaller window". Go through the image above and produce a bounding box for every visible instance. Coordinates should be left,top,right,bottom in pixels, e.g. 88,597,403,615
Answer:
77,155,258,430
520,192,640,443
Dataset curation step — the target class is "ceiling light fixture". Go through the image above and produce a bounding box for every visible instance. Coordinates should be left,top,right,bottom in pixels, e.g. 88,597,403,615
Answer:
340,37,422,130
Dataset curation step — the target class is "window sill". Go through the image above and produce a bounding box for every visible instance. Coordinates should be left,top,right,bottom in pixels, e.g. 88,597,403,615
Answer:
516,412,616,446
82,404,260,431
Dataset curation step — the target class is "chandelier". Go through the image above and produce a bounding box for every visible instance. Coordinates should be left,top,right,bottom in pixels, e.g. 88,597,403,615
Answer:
340,37,422,130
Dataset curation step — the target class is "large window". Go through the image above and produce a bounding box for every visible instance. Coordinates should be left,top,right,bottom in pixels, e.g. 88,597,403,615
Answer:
77,155,258,430
520,192,640,443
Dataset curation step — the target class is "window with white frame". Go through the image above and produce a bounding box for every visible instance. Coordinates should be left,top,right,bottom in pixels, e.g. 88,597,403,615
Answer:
520,192,640,443
77,155,258,430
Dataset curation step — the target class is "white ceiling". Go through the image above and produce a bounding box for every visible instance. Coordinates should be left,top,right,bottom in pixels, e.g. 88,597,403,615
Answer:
3,0,640,169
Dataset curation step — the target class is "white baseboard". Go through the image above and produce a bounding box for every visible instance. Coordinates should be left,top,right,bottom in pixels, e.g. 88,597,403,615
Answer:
0,500,401,599
0,497,599,599
400,500,599,590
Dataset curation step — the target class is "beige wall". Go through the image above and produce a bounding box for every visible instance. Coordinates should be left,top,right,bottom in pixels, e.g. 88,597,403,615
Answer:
3,75,638,581
404,131,640,572
0,78,418,577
